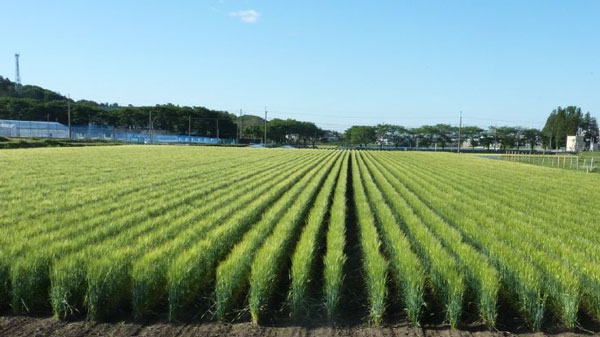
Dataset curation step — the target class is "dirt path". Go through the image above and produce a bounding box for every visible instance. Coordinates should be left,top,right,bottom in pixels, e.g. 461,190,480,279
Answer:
0,315,595,337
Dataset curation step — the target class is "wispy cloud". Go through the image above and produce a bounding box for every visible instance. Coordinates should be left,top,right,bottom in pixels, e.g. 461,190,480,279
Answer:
229,9,260,23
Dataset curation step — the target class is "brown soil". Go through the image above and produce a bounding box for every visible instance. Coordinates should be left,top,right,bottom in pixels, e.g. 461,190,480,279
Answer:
0,315,596,337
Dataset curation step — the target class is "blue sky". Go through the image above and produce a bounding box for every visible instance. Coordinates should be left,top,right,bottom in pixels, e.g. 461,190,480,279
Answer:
1,1,599,131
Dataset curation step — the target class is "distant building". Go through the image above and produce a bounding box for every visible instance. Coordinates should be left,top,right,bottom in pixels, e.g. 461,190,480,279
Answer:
566,135,584,152
323,130,341,142
0,119,68,138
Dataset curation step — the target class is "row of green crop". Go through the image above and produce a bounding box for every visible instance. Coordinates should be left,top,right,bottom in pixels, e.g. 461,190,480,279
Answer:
360,152,502,328
8,162,230,312
340,150,599,330
433,162,599,246
3,147,600,330
57,152,324,319
350,153,388,325
445,156,600,251
166,151,336,320
397,153,600,326
0,146,268,223
390,154,591,318
0,149,291,245
358,152,465,327
361,152,500,327
3,151,295,258
372,152,592,330
373,153,548,328
353,153,426,325
214,151,340,320
5,151,308,314
131,153,322,319
247,152,343,323
3,148,360,325
0,147,332,318
321,151,349,320
289,152,347,319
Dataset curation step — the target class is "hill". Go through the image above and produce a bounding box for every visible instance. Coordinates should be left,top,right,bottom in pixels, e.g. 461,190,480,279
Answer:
0,76,238,138
0,76,66,101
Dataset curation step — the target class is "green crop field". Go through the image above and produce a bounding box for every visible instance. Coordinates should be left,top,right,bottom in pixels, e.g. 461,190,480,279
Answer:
1,146,599,331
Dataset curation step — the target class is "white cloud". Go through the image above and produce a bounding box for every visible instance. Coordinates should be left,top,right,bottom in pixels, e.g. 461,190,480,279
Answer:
229,10,260,23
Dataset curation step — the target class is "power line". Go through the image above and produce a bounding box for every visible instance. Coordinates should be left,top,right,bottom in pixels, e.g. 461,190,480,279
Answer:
221,107,539,126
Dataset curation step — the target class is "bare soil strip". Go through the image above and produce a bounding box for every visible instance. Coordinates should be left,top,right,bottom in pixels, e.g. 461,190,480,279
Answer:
0,315,595,337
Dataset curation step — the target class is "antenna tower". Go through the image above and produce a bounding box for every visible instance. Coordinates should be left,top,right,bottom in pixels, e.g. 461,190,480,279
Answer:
14,53,22,94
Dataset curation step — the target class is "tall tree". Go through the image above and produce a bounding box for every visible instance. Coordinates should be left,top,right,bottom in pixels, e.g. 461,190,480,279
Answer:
345,126,376,147
522,128,541,151
460,126,484,149
432,124,456,149
582,112,599,144
542,106,584,149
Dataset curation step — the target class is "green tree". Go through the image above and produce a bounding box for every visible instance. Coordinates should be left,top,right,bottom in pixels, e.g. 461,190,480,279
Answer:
480,131,494,150
522,128,542,151
542,106,584,149
243,125,263,141
374,124,393,147
460,126,484,149
494,126,518,150
582,112,599,144
373,124,409,147
345,126,376,147
432,124,456,149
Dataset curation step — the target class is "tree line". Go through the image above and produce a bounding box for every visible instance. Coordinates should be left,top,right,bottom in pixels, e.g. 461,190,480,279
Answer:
1,76,239,138
541,106,598,149
1,76,330,144
345,106,598,150
1,76,329,143
1,76,597,148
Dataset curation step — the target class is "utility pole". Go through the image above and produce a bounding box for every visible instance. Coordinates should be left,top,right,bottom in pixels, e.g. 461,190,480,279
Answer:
494,129,497,152
149,110,152,144
264,106,267,145
239,109,243,140
188,115,191,144
67,94,71,139
14,53,22,95
458,111,462,153
216,118,220,143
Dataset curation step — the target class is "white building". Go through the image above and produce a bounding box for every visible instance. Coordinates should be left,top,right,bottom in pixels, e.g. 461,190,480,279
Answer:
566,135,584,152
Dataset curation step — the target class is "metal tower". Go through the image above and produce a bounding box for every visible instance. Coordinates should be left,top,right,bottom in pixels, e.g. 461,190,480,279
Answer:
14,53,22,94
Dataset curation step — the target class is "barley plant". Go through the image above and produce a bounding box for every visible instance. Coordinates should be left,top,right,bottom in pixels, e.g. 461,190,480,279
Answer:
363,152,499,328
2,146,600,332
322,153,349,320
216,152,339,320
167,153,332,320
288,152,344,319
354,152,425,326
349,152,388,325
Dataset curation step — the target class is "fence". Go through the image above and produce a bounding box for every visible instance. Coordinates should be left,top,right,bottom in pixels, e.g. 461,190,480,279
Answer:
0,120,69,138
0,119,236,145
502,151,597,173
346,145,551,154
